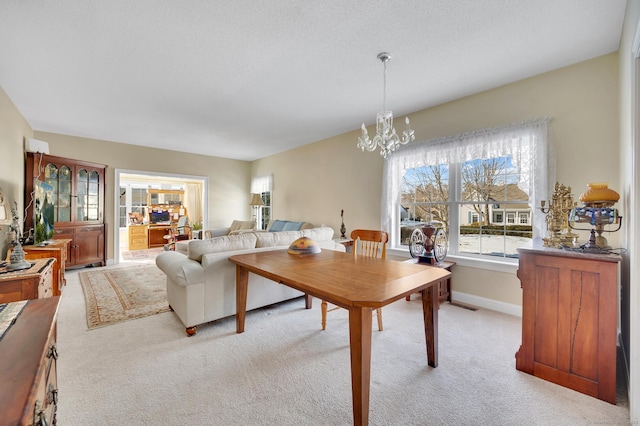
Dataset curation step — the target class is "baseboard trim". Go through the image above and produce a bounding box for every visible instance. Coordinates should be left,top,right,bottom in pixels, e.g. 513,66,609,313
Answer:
451,291,522,317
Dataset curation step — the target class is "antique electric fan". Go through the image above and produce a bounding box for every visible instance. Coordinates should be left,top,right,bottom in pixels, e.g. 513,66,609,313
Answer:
409,222,448,264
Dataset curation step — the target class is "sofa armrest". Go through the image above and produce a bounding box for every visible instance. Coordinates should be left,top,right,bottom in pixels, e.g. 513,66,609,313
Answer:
205,228,230,238
156,251,204,286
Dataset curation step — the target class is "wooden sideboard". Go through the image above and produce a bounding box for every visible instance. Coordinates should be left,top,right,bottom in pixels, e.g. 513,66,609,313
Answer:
0,258,55,304
8,239,71,296
516,240,620,404
0,297,61,425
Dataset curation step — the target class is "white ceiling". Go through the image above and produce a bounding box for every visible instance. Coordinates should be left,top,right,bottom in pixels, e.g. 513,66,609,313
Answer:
0,1,627,161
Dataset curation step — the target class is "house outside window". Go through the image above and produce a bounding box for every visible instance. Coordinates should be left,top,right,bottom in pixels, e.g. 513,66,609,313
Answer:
383,119,550,262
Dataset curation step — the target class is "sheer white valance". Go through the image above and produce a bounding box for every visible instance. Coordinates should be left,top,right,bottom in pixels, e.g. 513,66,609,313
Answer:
382,118,554,241
251,174,273,194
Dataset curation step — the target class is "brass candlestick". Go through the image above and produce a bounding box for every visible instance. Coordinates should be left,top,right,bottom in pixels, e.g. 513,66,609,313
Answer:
539,182,578,247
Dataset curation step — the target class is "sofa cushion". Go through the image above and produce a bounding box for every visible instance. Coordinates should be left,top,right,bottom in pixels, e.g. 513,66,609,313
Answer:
188,233,258,262
255,230,305,248
302,227,334,242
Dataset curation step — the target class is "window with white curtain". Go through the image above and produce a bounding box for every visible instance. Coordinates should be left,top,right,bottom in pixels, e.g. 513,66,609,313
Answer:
251,175,273,230
382,118,552,262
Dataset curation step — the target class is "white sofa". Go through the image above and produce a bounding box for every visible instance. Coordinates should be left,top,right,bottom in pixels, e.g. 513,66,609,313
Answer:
156,227,344,335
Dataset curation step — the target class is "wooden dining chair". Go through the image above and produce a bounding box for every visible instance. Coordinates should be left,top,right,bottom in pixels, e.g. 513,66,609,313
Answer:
321,229,389,331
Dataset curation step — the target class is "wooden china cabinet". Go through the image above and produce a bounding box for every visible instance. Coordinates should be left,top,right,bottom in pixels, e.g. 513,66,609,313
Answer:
25,153,107,268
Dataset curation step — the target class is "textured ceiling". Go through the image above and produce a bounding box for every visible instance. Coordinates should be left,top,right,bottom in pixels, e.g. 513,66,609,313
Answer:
0,1,627,161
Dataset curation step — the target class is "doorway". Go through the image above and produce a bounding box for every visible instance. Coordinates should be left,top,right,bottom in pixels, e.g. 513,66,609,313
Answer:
113,169,208,263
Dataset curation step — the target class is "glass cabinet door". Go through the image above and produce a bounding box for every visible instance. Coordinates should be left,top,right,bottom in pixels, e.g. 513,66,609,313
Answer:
76,168,101,222
44,163,72,222
88,170,100,221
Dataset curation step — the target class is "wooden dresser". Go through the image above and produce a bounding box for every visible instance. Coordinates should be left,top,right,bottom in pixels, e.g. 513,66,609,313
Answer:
0,258,55,304
516,240,621,404
0,297,61,425
8,239,71,296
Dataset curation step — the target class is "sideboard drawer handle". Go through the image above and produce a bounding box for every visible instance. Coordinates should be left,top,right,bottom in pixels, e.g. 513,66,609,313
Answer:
47,383,58,405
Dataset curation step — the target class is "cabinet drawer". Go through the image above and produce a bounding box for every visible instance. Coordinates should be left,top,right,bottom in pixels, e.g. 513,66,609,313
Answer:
129,226,147,236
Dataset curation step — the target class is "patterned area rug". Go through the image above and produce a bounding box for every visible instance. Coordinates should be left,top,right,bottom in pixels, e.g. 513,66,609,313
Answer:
79,265,170,330
121,247,164,261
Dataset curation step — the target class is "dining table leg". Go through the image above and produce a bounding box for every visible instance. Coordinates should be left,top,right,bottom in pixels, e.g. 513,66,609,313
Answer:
348,306,373,426
235,266,248,333
421,283,439,367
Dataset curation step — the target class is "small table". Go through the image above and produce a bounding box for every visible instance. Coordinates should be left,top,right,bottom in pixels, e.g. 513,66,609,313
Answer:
404,259,456,305
229,250,450,426
332,236,354,253
0,258,55,303
13,239,72,296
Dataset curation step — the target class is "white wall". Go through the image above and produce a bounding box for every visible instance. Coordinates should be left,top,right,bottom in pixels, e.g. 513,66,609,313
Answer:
0,87,33,259
32,131,252,262
618,0,640,420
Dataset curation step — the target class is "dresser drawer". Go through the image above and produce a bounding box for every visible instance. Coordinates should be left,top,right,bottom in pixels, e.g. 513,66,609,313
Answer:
0,298,60,425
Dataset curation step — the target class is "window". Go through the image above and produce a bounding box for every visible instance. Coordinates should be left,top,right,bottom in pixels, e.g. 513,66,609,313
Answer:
251,175,273,230
118,186,149,228
519,212,529,224
383,119,550,262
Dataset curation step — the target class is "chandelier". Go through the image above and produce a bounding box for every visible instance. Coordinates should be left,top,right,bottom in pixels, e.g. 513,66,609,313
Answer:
357,52,415,158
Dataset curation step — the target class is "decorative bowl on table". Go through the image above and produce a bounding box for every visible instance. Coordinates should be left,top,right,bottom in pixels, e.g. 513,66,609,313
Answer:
288,237,321,255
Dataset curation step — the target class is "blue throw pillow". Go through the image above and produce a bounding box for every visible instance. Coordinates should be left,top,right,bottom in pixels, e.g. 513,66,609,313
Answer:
269,220,286,232
282,221,304,231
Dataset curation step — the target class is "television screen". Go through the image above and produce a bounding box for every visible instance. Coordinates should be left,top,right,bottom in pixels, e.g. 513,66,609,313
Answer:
150,210,170,224
34,179,55,244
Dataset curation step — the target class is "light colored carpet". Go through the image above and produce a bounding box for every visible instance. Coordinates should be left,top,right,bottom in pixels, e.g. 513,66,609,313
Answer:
78,264,170,329
58,265,631,425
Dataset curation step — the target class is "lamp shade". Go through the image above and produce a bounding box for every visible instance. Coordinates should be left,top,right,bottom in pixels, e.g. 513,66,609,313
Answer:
250,193,264,207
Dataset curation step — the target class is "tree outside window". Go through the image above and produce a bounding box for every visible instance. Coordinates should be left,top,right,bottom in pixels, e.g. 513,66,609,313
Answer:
385,119,550,262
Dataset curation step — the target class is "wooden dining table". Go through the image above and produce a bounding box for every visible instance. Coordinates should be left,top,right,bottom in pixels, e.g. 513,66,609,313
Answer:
228,249,451,426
